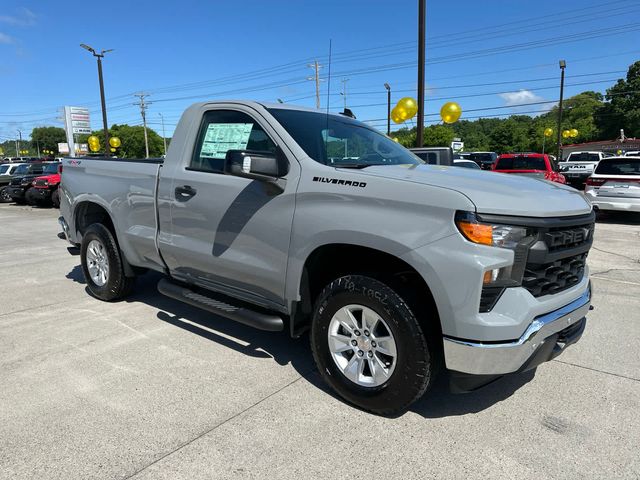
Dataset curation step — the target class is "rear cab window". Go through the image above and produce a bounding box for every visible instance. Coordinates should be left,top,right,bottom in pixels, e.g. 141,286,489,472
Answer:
568,153,600,162
496,156,546,170
190,110,277,173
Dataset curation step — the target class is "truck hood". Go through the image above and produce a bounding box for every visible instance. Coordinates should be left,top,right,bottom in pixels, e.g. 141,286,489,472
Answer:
352,164,592,217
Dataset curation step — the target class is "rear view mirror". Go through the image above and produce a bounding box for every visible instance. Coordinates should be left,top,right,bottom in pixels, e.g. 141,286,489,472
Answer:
225,149,287,181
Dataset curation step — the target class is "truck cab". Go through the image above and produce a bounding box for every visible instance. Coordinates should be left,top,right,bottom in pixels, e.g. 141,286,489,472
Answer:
559,151,608,188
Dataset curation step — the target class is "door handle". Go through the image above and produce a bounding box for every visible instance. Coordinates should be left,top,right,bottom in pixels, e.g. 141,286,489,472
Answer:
175,185,197,201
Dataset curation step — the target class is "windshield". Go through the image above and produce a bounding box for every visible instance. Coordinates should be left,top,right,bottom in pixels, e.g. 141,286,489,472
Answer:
0,165,9,175
595,158,640,175
469,153,496,163
14,164,29,175
267,108,423,167
568,152,600,162
496,156,546,170
43,163,58,174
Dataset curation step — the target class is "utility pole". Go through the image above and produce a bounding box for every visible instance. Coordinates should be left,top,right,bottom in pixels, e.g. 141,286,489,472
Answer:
134,93,151,158
556,59,566,159
307,60,323,109
16,129,22,157
158,112,167,157
80,44,113,156
416,0,426,147
384,83,391,136
340,78,349,109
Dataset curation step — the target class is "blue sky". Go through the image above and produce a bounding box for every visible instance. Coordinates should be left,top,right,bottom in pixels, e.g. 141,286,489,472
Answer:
1,0,639,142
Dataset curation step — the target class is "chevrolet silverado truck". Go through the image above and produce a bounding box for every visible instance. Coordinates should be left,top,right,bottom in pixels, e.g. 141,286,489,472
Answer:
58,101,594,414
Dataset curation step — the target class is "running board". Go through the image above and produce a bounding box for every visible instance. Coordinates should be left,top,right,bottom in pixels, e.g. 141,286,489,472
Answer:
157,278,284,332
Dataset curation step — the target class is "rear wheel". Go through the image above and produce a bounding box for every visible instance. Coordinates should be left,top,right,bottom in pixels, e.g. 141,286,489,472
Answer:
311,275,433,415
25,188,39,206
80,223,135,301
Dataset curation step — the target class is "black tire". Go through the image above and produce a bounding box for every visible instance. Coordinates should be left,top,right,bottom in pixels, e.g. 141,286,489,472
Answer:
25,188,39,206
51,189,60,208
80,223,135,301
0,187,12,203
311,275,432,415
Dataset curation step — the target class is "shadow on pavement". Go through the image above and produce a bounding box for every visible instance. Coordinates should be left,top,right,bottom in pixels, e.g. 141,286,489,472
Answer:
65,264,536,418
595,210,640,225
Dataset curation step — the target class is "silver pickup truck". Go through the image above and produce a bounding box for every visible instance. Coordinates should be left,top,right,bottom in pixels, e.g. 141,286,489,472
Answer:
59,101,594,414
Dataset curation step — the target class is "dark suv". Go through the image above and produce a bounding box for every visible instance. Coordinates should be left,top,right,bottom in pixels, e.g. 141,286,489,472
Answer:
466,152,498,170
7,162,58,204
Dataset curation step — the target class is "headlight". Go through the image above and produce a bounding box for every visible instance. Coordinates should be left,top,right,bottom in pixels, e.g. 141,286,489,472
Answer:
455,211,535,311
455,211,528,249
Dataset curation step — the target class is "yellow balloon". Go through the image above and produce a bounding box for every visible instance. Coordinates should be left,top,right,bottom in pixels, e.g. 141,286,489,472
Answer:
562,130,571,139
392,137,399,142
617,149,622,155
88,135,100,146
109,137,121,148
391,106,404,124
89,142,100,152
570,128,578,138
544,127,553,137
440,102,462,124
395,105,410,121
398,97,418,119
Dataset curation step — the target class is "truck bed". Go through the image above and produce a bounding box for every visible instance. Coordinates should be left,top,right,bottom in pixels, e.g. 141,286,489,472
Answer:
60,156,165,271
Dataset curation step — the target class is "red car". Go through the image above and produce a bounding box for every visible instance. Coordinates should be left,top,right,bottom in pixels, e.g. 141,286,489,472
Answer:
492,153,566,184
26,169,61,207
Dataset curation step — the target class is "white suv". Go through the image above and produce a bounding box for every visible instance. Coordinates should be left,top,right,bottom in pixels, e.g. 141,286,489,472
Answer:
585,156,640,212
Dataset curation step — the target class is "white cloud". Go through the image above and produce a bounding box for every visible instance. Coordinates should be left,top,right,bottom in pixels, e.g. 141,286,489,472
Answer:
0,32,14,44
498,89,544,106
0,8,36,27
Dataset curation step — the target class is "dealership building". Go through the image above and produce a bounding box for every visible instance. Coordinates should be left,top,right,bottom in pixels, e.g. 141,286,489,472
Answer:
560,131,640,159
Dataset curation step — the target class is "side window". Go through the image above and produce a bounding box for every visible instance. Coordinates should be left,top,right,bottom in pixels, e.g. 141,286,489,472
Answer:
190,110,277,173
31,165,44,174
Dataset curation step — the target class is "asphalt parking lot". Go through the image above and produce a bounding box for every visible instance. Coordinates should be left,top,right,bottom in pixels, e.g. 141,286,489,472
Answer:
1,203,639,480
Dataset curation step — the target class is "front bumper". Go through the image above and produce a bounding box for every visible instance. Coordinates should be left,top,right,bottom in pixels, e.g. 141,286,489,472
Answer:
31,188,53,201
443,285,591,375
8,186,27,199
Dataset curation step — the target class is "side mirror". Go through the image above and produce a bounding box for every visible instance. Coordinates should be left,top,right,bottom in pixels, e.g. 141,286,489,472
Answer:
225,149,287,181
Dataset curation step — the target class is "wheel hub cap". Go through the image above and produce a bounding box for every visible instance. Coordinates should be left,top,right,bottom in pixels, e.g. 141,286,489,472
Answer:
327,304,398,388
86,239,109,287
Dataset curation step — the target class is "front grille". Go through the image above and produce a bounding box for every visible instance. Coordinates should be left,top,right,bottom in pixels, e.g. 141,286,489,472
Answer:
34,179,47,187
545,224,594,252
523,253,587,297
10,177,22,186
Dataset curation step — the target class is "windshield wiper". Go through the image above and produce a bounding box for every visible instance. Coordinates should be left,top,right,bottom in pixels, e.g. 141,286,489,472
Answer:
334,163,389,169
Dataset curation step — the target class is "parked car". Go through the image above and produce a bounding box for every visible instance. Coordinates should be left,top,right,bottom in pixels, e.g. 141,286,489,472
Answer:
585,156,640,212
493,153,566,184
559,151,608,188
0,162,29,202
59,101,594,414
26,167,61,207
452,159,481,169
465,152,498,170
409,147,453,166
6,162,57,204
623,151,640,157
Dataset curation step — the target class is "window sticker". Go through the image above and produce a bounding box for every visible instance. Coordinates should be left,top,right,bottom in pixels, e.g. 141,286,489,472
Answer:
201,123,253,158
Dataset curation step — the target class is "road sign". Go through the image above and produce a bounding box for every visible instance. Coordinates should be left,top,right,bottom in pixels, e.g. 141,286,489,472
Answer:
451,141,464,152
63,106,91,157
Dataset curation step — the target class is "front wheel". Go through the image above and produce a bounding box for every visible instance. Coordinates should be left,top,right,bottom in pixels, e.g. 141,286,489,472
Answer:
51,189,60,208
0,187,11,203
311,275,433,415
80,223,135,301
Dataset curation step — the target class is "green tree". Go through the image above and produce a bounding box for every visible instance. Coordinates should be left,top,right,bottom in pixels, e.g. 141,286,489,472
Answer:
423,124,455,147
596,60,640,138
91,124,165,158
30,126,67,155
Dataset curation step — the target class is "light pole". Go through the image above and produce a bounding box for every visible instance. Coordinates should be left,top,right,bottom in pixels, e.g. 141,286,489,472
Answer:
556,60,566,159
16,129,22,157
158,112,167,157
80,44,113,156
384,83,391,136
416,0,426,147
